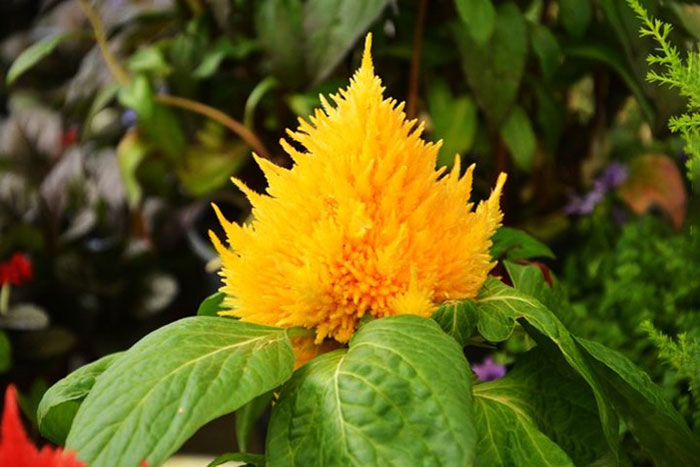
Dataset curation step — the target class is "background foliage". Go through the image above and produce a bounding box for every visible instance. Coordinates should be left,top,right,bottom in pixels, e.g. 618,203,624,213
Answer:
1,0,699,462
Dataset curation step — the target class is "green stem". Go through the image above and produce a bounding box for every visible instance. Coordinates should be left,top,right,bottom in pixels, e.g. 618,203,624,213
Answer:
244,76,278,129
0,284,10,316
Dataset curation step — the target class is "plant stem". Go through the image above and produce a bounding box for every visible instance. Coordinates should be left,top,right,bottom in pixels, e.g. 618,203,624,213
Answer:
155,94,272,160
77,0,130,86
0,284,10,316
406,0,428,118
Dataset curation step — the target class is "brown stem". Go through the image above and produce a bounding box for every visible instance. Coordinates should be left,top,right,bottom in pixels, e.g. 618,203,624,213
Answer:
77,0,130,86
155,94,272,160
406,0,428,118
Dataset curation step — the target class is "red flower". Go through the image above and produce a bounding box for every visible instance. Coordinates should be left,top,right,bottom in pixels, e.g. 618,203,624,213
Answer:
59,127,79,149
0,253,33,286
0,385,84,467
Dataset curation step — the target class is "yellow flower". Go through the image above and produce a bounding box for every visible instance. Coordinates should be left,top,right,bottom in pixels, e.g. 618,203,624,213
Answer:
211,34,506,344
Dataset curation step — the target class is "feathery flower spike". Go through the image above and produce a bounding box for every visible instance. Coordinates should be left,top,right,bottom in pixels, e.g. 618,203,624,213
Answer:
211,34,506,343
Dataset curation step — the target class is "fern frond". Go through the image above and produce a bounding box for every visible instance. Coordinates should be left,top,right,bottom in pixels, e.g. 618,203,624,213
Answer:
628,0,700,185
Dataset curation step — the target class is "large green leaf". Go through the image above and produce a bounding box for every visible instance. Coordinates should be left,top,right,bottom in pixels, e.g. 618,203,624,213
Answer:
453,2,527,126
38,353,123,445
7,32,73,84
66,317,295,467
455,0,496,45
475,349,612,465
303,0,389,84
473,396,572,467
476,278,621,460
576,337,700,466
266,316,476,466
473,349,577,467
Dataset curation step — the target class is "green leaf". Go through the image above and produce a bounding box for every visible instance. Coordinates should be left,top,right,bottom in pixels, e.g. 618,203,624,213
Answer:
503,261,570,319
37,353,123,445
256,0,305,88
455,0,496,45
7,32,73,85
197,292,226,317
303,0,390,84
454,2,528,126
671,3,700,41
178,142,249,197
530,23,562,80
66,317,295,467
194,37,258,79
491,227,555,261
428,79,478,167
500,106,536,172
266,316,476,465
432,299,478,347
128,47,172,76
533,82,565,152
473,397,573,466
208,452,265,467
558,0,591,39
474,348,610,465
117,131,149,208
236,391,274,453
118,75,186,164
476,278,621,460
0,331,10,373
475,287,517,342
576,337,700,466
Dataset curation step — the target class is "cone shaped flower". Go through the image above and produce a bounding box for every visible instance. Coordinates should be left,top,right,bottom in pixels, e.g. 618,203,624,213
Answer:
211,34,506,343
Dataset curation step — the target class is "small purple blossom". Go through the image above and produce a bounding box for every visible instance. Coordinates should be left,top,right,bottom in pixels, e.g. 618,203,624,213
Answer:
121,110,137,127
597,162,628,190
472,356,506,381
565,162,627,216
564,189,603,215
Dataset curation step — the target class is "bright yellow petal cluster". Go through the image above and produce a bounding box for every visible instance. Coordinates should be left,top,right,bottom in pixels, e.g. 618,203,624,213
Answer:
211,34,506,344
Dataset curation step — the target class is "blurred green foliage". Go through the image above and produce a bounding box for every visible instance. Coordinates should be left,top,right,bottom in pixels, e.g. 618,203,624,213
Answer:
563,214,700,429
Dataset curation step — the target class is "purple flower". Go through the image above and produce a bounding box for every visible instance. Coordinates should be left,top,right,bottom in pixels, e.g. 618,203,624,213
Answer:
564,188,603,215
121,110,137,127
597,162,628,190
472,356,506,381
565,162,627,216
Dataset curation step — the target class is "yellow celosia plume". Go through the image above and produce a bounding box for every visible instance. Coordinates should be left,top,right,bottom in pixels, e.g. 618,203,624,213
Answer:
211,34,506,343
